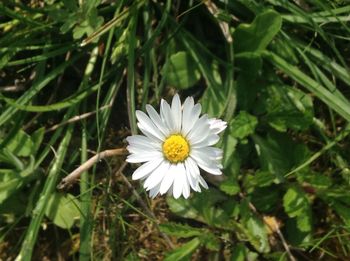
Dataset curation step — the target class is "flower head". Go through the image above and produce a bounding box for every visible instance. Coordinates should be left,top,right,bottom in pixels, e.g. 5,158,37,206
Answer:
126,94,227,199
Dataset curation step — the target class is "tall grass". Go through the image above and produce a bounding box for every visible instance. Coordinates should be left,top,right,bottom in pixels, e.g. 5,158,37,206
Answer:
1,0,350,260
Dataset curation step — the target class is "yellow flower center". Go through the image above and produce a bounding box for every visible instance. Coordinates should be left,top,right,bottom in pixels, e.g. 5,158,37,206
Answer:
162,134,190,163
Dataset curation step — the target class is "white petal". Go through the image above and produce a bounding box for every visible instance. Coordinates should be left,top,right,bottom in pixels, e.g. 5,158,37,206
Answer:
185,157,200,179
187,115,210,143
160,99,175,131
146,104,170,136
159,164,177,194
144,161,170,190
136,110,165,140
181,97,194,134
190,152,222,175
209,118,227,134
182,176,191,198
131,158,163,180
173,163,186,199
191,134,220,148
198,175,209,189
184,162,200,192
171,94,182,132
182,103,201,136
138,124,163,142
192,147,223,161
126,151,163,163
127,145,160,154
149,183,161,198
126,135,160,149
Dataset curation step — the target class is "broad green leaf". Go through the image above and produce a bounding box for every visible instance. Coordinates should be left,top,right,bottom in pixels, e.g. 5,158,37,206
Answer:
167,189,230,227
262,85,314,131
159,222,203,238
231,243,246,261
220,177,240,195
264,252,288,261
240,200,270,253
222,130,238,169
164,237,201,261
286,218,312,246
235,53,262,110
234,10,282,53
263,51,350,123
296,171,332,190
200,232,220,251
246,216,270,253
235,52,262,79
251,186,280,212
253,132,310,180
6,129,34,157
231,243,259,261
45,193,80,229
230,111,258,139
252,171,277,188
163,51,201,89
31,127,45,156
0,159,36,204
283,187,312,232
166,197,201,221
0,170,23,204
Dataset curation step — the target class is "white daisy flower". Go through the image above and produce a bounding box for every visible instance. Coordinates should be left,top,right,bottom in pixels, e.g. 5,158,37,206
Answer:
126,94,227,199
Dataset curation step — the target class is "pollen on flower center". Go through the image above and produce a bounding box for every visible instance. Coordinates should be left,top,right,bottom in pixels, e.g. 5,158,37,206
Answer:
162,134,190,163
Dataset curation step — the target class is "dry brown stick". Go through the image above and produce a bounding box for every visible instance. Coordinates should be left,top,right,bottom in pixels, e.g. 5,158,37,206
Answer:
57,148,128,190
46,104,112,132
270,218,297,261
239,193,296,261
205,1,233,43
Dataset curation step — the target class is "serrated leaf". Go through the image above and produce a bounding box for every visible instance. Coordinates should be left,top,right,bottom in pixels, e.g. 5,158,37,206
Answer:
234,10,282,53
159,222,203,238
200,232,220,251
220,177,240,195
296,171,332,189
45,193,80,229
253,171,277,187
164,237,201,261
283,187,312,232
163,51,201,89
246,216,270,253
286,218,311,246
231,243,246,261
240,200,270,253
230,111,258,139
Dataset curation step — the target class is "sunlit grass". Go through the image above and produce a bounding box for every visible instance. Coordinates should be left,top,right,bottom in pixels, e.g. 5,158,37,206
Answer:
1,0,350,260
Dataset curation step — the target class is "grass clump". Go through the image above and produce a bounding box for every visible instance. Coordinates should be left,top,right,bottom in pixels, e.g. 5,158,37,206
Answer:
1,0,350,260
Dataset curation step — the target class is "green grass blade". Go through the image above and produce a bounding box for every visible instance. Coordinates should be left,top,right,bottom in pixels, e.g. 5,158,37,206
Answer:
126,7,138,135
15,125,74,261
0,83,100,112
263,51,350,122
0,54,81,127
